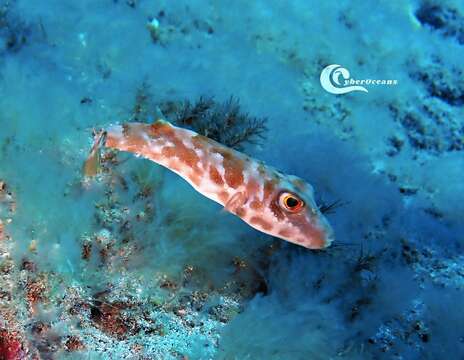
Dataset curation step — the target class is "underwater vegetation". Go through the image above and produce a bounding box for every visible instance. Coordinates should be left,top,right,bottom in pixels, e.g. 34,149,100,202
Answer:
169,96,267,151
0,0,463,359
130,81,268,151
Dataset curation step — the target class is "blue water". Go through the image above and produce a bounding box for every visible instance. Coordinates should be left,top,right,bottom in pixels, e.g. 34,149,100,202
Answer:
0,1,463,359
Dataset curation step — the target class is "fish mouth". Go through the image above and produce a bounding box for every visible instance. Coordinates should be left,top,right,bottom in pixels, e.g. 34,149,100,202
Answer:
309,213,335,249
322,225,335,248
318,213,335,248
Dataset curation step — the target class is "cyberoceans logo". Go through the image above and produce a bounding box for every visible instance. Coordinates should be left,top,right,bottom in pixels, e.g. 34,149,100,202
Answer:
320,64,398,94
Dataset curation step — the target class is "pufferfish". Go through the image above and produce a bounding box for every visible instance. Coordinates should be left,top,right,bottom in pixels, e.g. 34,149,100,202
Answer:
84,120,334,249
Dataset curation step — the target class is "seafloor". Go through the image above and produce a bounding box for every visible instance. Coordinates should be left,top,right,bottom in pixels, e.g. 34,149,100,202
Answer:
0,0,463,359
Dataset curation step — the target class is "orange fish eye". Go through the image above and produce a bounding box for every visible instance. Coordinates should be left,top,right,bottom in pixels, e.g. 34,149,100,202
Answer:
279,192,304,212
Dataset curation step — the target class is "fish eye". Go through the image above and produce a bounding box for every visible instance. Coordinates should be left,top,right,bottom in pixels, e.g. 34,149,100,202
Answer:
279,192,304,212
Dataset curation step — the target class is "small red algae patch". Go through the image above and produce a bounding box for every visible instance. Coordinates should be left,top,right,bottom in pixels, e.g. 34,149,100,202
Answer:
0,221,4,241
0,329,25,360
25,275,48,310
65,336,85,352
90,300,140,339
81,241,92,260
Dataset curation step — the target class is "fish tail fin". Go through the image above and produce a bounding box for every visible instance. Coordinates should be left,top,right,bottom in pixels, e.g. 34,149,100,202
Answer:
83,129,107,177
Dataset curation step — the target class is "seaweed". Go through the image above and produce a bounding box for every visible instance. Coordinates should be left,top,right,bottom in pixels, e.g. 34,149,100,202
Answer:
130,81,156,122
127,81,268,151
165,96,268,151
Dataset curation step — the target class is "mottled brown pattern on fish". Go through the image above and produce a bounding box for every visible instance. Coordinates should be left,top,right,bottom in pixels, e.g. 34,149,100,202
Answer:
108,123,148,151
162,146,177,158
278,228,293,238
146,149,162,162
269,200,285,221
194,134,248,189
209,166,224,185
151,123,201,172
235,207,247,218
250,216,273,231
246,178,262,209
189,172,202,187
250,200,263,210
179,146,201,170
197,150,209,170
166,159,182,172
265,175,285,221
149,121,175,138
263,178,277,201
192,134,212,149
246,178,260,196
218,191,229,203
212,147,244,189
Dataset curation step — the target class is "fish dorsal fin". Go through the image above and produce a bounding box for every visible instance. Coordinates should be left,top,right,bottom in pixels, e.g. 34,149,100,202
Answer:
153,118,171,126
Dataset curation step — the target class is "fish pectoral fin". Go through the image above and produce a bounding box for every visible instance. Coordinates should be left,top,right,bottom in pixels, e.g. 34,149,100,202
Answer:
223,192,246,215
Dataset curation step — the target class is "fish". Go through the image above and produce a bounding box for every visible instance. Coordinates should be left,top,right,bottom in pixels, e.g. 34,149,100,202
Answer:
86,119,334,249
